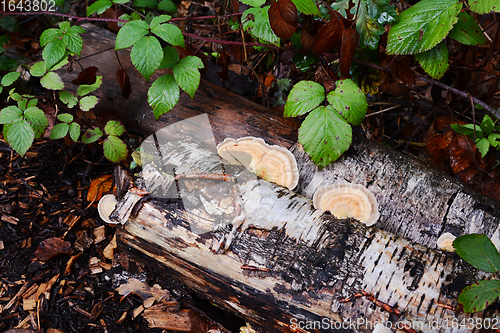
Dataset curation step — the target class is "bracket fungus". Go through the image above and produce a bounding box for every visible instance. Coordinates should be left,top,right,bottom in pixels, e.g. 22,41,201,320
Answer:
98,194,118,224
312,183,380,226
217,137,299,190
437,232,456,251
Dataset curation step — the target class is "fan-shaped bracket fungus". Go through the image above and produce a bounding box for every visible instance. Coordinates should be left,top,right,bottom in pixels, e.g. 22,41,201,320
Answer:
98,194,119,224
437,232,456,251
217,137,299,190
312,183,380,226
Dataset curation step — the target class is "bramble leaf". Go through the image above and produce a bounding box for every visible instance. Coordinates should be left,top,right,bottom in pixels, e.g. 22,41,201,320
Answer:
77,76,103,96
40,72,65,90
150,15,171,29
40,28,63,47
239,0,265,7
81,127,103,144
453,234,500,273
43,38,66,69
63,30,84,56
284,80,324,117
414,42,449,80
0,105,22,124
458,280,500,313
1,71,20,87
449,12,487,45
130,36,163,82
59,21,71,32
243,6,280,46
50,123,70,140
79,95,100,111
104,120,125,136
476,137,489,158
481,115,494,135
147,74,179,119
133,0,157,8
30,61,47,77
469,0,499,14
104,135,128,162
489,133,500,148
69,122,81,142
291,0,319,15
59,91,78,108
327,79,367,126
24,107,48,126
57,113,74,123
7,119,34,156
151,23,185,47
173,56,204,98
87,0,112,16
159,46,179,69
158,0,177,12
115,20,149,49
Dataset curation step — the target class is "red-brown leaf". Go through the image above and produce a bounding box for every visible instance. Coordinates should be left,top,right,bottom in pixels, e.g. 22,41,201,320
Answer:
71,66,98,85
301,29,315,53
390,58,416,89
269,0,297,41
449,135,476,174
34,237,73,262
116,68,131,99
339,27,359,78
312,17,344,56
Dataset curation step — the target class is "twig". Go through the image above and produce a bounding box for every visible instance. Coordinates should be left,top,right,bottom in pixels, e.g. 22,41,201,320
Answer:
183,32,278,48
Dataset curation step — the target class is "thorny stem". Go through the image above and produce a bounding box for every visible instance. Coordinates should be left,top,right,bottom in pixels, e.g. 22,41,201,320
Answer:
183,32,277,48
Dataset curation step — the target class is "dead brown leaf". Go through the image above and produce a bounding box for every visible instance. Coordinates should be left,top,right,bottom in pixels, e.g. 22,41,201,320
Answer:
269,0,297,41
34,238,73,262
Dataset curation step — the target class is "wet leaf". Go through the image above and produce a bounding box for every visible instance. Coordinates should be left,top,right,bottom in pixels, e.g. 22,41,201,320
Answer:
173,56,204,99
269,0,297,41
339,27,359,78
454,234,500,273
131,36,163,82
43,38,66,70
71,66,98,85
34,238,73,262
148,74,180,119
414,42,449,80
469,0,499,14
243,6,280,46
116,68,131,99
449,12,487,45
458,280,500,313
312,17,343,55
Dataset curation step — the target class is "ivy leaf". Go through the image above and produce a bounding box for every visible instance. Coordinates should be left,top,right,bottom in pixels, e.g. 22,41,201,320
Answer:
81,127,103,144
150,15,171,29
386,0,462,55
63,31,84,56
7,119,34,156
40,72,65,90
77,76,103,96
151,23,185,48
469,0,499,14
130,36,163,82
104,120,125,136
87,0,112,16
1,71,20,87
79,95,100,111
243,7,280,46
327,79,367,126
30,61,47,77
173,56,204,98
453,234,500,273
159,46,179,69
458,280,500,313
59,91,78,108
24,107,48,126
0,105,23,124
40,28,63,47
291,0,319,15
448,12,487,45
50,123,70,140
69,122,81,142
104,135,128,162
284,80,325,117
147,74,179,119
57,113,74,123
115,20,150,50
414,42,449,80
298,105,352,168
43,38,66,70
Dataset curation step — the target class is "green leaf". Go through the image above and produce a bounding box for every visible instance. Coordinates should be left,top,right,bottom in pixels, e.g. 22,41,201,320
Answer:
50,123,70,140
81,127,103,144
243,7,280,47
7,119,34,156
104,135,128,162
476,137,489,158
40,28,64,48
327,79,367,126
104,120,125,136
386,0,461,55
113,0,130,3
147,74,179,119
0,35,11,53
150,15,171,29
158,0,177,12
57,113,74,123
1,71,20,87
77,76,103,96
67,26,86,34
0,105,22,124
469,0,499,14
159,46,179,69
69,122,81,142
173,56,204,99
115,20,150,50
151,23,185,47
133,0,157,8
51,57,69,71
414,42,449,80
130,36,163,82
43,39,66,70
488,133,500,148
0,56,18,71
239,0,265,7
480,115,494,135
59,91,78,108
30,61,47,77
451,123,483,137
284,80,325,117
59,21,71,32
63,31,84,56
24,107,48,126
453,234,500,273
40,72,65,90
79,95,100,111
298,105,352,167
291,0,319,15
32,123,46,140
0,16,19,32
458,280,500,313
448,12,487,45
87,0,112,16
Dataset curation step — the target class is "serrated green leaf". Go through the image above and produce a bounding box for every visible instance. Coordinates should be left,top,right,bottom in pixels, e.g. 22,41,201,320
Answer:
284,80,325,117
59,21,71,32
449,12,487,45
151,23,184,47
453,234,500,273
40,72,65,90
386,0,461,55
158,0,177,12
298,105,352,167
130,36,163,82
51,57,69,71
352,0,397,49
7,119,34,156
481,115,494,135
133,0,156,8
150,15,171,29
469,0,499,14
24,107,48,126
243,7,280,47
81,127,103,144
414,42,449,80
87,0,112,16
77,76,103,96
57,113,74,123
458,280,500,313
147,74,179,119
63,32,83,56
43,38,66,70
59,91,78,108
451,123,482,137
32,123,45,140
159,46,179,69
79,95,99,111
50,123,70,139
113,0,129,3
104,135,128,162
476,137,489,158
30,61,47,77
239,0,265,7
173,56,204,99
104,120,125,136
69,122,81,142
489,133,500,148
0,105,22,124
1,71,20,87
291,0,319,15
327,79,367,126
115,20,150,50
67,26,86,34
0,16,19,32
